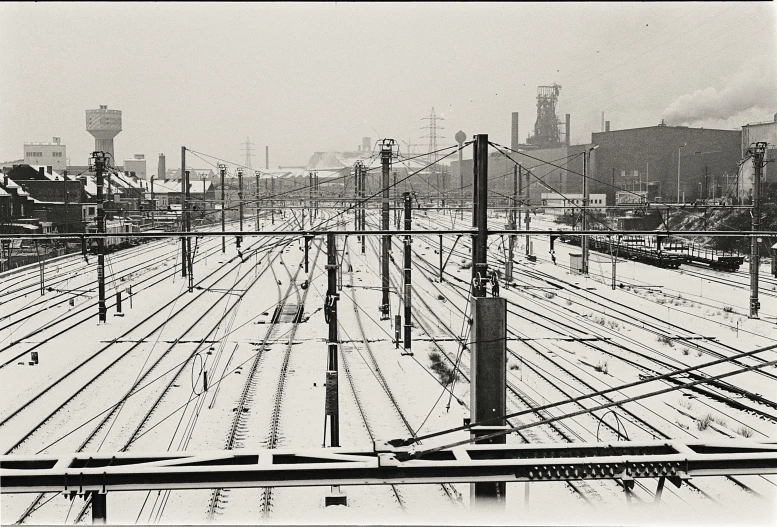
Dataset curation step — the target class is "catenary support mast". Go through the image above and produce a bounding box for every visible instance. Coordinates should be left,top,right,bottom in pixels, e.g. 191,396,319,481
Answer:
181,147,187,277
380,140,395,319
403,192,412,354
93,151,107,323
470,134,507,508
750,142,766,318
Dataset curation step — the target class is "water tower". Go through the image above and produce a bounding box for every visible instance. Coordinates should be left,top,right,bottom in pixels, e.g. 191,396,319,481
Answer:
86,105,122,164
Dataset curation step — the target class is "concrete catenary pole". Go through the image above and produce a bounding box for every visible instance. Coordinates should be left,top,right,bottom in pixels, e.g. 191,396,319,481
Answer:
181,147,187,278
473,134,488,296
455,131,466,207
360,163,366,255
517,164,523,231
237,168,244,234
677,144,686,203
324,231,345,506
506,164,517,286
583,145,599,274
582,150,589,275
380,140,394,318
63,169,68,232
254,170,260,231
94,151,107,323
403,192,412,353
472,137,479,290
219,165,226,253
750,142,766,318
185,169,193,293
523,165,531,256
470,134,507,507
150,176,155,229
325,232,340,446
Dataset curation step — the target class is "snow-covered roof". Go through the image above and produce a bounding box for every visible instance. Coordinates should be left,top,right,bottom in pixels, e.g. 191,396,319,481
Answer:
26,165,64,181
111,171,144,189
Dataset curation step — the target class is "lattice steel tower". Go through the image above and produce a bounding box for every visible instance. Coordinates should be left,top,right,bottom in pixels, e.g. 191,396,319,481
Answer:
241,137,255,169
527,84,563,148
422,108,445,196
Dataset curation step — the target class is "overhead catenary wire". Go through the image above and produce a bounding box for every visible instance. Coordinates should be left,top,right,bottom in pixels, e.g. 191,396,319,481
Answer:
390,339,777,454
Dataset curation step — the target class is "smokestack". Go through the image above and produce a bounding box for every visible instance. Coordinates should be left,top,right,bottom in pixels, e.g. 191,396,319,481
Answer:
39,167,45,178
605,121,611,132
565,114,571,146
265,146,269,169
362,137,371,152
511,112,520,151
158,154,166,181
601,111,605,132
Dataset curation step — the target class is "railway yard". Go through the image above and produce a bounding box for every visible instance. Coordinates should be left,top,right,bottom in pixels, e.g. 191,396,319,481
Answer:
3,5,777,524
2,201,777,524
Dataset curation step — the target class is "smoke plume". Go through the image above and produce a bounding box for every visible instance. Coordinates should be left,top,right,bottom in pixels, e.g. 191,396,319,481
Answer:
663,60,776,126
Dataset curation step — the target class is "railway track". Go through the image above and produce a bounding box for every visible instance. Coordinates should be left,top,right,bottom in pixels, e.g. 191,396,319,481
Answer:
206,237,322,521
0,218,250,307
414,212,777,499
14,238,291,525
422,213,777,422
0,230,252,366
359,229,601,503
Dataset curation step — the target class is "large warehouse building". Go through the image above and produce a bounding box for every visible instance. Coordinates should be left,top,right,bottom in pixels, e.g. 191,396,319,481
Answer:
590,122,742,205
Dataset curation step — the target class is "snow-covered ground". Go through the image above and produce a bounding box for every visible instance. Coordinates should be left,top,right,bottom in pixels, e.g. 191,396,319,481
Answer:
1,208,776,525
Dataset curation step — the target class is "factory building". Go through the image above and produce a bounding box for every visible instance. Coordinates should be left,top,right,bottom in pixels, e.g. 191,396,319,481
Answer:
123,154,147,180
590,123,742,205
739,115,777,197
23,138,67,171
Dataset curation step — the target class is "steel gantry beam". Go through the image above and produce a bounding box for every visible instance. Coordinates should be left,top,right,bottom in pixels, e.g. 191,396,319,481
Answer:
3,440,777,495
5,229,776,241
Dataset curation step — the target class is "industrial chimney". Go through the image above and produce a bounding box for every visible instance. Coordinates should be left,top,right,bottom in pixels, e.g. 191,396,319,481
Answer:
605,121,611,132
86,105,122,163
511,112,520,151
565,114,571,146
158,153,166,180
362,137,371,153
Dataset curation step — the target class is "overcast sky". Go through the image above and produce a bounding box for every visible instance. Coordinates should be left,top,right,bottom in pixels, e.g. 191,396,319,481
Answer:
1,2,775,172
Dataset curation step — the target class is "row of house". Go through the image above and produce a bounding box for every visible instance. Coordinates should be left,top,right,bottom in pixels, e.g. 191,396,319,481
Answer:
0,164,216,234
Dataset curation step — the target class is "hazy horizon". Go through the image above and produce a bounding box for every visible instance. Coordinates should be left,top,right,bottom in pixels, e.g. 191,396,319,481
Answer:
1,2,775,171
